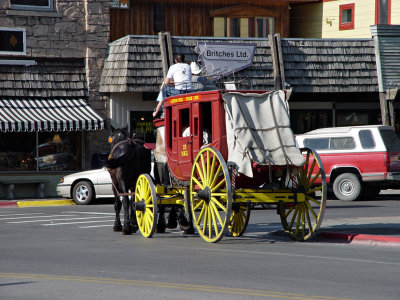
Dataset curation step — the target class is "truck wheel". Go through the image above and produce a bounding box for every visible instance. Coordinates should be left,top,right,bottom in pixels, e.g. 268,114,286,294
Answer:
333,173,362,201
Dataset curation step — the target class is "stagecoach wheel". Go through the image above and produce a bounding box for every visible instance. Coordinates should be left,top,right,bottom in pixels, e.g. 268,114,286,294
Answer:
190,147,232,243
135,174,158,238
279,147,327,241
228,203,251,237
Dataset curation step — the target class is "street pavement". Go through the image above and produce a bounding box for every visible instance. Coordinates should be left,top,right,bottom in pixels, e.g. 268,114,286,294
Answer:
1,191,399,247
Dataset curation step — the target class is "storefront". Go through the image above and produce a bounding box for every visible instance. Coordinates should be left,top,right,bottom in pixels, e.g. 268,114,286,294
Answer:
0,98,105,198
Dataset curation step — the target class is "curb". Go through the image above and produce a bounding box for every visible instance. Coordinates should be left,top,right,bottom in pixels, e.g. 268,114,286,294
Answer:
319,231,400,247
17,199,75,207
0,199,75,208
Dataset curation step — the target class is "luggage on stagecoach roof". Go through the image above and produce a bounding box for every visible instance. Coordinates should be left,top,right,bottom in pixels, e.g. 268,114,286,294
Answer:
223,90,305,178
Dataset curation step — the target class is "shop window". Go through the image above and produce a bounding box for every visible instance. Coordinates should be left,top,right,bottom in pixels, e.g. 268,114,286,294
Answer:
153,3,163,32
339,3,355,30
0,131,81,172
214,17,273,38
10,0,55,11
375,0,391,24
290,110,331,134
130,111,156,143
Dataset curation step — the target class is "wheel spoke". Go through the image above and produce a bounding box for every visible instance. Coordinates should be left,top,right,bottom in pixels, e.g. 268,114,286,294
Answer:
192,177,204,190
200,154,207,185
211,178,226,192
305,200,318,220
195,162,206,185
202,206,208,235
196,204,206,226
208,154,216,185
308,170,321,187
211,196,227,212
193,199,204,211
210,201,223,225
209,164,222,189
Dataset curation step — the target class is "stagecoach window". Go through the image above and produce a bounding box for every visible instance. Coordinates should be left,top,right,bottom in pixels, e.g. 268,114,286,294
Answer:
303,138,329,150
0,131,81,172
180,108,190,137
359,130,375,149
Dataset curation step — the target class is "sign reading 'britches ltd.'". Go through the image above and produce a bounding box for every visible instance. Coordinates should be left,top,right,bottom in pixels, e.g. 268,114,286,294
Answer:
196,42,256,78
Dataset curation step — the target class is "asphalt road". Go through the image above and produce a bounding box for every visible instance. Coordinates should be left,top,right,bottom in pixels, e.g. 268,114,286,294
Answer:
1,197,399,300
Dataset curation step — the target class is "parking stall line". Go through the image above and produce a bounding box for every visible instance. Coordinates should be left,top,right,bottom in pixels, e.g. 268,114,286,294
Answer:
7,216,114,224
80,224,114,228
0,212,44,217
0,214,77,221
43,220,115,226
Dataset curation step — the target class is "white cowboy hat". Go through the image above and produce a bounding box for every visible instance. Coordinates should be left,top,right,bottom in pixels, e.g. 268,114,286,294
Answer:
190,61,202,75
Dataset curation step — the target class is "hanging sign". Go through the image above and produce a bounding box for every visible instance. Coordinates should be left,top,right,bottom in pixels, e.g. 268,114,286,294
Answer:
109,0,130,9
196,42,256,78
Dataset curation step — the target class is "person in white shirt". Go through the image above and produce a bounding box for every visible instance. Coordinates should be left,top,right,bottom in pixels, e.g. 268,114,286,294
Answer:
153,54,194,118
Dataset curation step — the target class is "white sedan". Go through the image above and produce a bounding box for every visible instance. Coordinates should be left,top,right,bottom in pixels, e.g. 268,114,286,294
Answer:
57,168,114,205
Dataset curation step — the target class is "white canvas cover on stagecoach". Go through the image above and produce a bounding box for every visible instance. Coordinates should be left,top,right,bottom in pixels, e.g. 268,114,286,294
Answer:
222,90,305,178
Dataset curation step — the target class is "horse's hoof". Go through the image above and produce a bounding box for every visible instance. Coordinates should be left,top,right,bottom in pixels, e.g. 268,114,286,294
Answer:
178,217,190,230
131,224,139,233
183,227,195,235
166,218,177,229
156,225,166,233
113,226,122,232
122,229,132,235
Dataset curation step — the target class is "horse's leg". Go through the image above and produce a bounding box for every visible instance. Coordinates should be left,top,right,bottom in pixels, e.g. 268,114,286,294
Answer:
121,195,132,235
156,206,166,233
113,186,122,232
129,192,138,233
166,207,177,229
177,207,190,230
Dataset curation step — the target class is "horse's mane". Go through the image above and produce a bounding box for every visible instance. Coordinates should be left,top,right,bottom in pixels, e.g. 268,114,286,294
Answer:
105,138,146,170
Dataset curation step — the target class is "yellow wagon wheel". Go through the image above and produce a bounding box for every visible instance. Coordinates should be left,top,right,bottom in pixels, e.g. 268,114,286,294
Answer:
279,147,327,241
135,174,158,238
228,203,251,237
190,147,232,243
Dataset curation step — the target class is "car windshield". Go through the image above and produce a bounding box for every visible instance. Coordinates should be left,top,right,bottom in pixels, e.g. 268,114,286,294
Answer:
380,129,400,151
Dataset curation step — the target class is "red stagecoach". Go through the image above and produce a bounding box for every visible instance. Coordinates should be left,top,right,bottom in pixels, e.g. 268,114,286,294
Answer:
134,89,327,243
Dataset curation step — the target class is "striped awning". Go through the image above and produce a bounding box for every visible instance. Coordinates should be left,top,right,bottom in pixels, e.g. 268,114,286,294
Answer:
0,98,105,132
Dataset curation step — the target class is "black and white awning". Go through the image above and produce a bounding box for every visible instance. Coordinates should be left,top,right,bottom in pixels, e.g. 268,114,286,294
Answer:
0,98,105,132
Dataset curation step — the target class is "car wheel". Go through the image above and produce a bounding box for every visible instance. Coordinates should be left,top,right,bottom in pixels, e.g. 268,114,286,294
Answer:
333,173,362,201
72,181,94,205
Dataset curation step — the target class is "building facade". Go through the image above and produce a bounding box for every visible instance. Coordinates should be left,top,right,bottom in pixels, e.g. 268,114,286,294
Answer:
0,0,110,198
291,0,400,38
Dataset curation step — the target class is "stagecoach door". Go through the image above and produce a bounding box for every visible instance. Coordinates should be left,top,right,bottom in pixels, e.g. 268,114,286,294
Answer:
174,104,193,178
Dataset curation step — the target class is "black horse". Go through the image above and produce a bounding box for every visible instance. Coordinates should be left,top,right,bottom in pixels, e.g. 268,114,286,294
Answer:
105,126,151,235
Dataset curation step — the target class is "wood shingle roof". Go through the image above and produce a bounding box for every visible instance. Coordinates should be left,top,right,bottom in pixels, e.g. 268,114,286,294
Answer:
0,59,88,98
100,35,379,94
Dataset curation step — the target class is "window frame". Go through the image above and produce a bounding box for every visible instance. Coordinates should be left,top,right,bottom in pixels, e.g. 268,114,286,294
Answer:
339,3,355,31
10,0,54,12
375,0,391,25
0,27,26,56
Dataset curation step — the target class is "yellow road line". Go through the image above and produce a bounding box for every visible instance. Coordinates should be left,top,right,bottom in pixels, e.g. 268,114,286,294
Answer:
0,273,353,300
17,200,75,207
